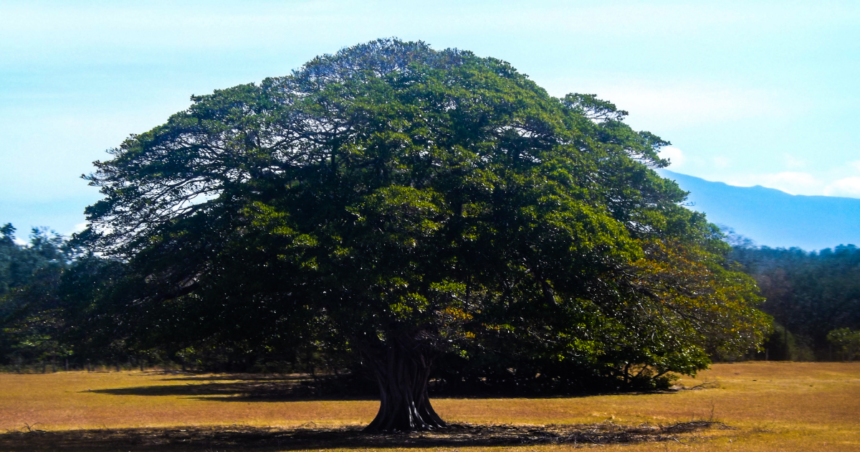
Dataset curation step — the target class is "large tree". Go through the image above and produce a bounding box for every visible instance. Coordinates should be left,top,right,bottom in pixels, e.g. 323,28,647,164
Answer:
79,40,769,431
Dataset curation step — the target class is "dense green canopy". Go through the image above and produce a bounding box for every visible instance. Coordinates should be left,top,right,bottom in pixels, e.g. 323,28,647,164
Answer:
80,39,770,431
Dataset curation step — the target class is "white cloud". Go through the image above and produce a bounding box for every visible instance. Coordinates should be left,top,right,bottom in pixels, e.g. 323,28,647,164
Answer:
717,163,860,199
824,177,860,198
726,171,822,195
713,157,860,198
542,78,786,128
761,172,820,194
68,222,88,235
659,146,685,168
13,237,27,246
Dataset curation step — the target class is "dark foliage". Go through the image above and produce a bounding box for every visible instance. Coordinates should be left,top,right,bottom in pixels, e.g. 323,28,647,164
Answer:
729,243,860,360
0,224,71,368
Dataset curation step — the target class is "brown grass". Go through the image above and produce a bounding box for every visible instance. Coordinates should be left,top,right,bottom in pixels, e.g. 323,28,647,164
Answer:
1,362,859,451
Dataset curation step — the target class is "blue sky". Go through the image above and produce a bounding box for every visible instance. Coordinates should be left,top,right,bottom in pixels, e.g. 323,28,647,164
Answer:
2,0,859,239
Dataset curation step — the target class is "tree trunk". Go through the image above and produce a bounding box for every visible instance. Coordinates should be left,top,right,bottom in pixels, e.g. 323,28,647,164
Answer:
364,345,446,433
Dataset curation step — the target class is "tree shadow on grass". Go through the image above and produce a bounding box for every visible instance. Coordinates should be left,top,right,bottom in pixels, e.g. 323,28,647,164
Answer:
0,422,728,451
90,382,311,400
88,376,376,402
90,374,677,402
157,373,311,382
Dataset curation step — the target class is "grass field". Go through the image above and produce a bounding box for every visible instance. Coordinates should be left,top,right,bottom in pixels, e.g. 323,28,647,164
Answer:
1,362,859,451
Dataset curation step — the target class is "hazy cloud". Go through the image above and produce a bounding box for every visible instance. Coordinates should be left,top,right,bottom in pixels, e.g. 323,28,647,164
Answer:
659,146,685,168
542,79,787,128
824,177,860,198
758,172,821,195
69,222,88,235
726,171,822,196
716,158,860,199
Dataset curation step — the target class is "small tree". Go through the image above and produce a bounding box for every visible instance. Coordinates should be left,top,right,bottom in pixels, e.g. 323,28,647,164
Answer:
827,328,860,361
0,226,71,369
78,40,770,431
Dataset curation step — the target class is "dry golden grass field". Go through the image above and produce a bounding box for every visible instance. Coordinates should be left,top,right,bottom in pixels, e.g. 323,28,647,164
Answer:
1,362,859,451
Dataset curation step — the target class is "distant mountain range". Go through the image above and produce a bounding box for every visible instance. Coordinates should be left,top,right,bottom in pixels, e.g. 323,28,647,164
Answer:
658,170,859,251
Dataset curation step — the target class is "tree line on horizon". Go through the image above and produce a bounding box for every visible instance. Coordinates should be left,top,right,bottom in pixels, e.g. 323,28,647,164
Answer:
728,242,860,361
